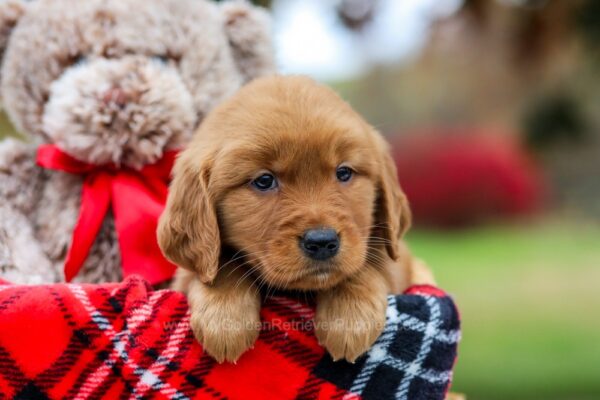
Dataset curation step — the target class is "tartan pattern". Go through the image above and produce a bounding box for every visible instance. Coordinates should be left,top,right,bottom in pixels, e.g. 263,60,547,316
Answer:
313,286,461,400
0,277,459,400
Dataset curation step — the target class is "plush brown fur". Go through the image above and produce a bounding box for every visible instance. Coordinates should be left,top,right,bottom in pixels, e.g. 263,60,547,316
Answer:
0,0,274,283
159,76,436,363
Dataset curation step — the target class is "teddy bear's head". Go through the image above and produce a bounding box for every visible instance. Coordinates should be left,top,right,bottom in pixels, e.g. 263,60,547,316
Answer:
0,0,274,168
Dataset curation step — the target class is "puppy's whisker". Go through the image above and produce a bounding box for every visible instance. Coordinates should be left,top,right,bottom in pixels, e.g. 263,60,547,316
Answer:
360,235,394,243
364,244,388,253
361,234,393,240
365,255,388,268
358,223,392,231
221,245,266,274
241,253,286,299
247,273,264,301
260,258,306,299
221,251,251,272
222,248,270,278
226,250,267,271
254,269,274,300
240,260,269,299
221,258,253,279
364,248,389,265
365,245,389,252
361,238,395,252
362,241,392,248
262,263,291,299
365,254,387,266
233,267,259,292
366,249,387,256
231,257,267,291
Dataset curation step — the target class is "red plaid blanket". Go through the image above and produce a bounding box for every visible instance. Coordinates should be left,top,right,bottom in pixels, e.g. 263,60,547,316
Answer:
0,276,459,400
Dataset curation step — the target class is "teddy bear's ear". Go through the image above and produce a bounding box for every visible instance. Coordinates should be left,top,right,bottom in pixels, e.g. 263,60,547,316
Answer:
0,0,26,61
0,0,26,107
220,0,276,82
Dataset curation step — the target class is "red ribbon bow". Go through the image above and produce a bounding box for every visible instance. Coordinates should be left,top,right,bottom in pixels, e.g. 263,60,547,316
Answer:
37,145,178,284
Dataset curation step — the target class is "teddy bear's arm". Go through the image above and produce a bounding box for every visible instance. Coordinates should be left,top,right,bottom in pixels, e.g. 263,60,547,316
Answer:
0,203,57,283
0,138,57,283
0,137,44,214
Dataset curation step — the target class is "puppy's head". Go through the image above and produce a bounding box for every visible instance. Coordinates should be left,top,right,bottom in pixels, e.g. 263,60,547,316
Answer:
158,76,410,290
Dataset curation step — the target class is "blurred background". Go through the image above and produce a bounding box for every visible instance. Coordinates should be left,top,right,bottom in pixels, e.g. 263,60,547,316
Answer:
1,0,598,398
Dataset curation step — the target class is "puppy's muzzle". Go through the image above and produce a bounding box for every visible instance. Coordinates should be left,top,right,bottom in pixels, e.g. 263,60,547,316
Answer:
300,228,340,261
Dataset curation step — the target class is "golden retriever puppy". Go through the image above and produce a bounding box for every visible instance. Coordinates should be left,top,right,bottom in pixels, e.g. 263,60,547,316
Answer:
158,75,435,363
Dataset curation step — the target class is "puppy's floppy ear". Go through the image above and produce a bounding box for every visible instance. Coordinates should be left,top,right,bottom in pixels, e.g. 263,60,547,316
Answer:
220,0,275,82
375,138,412,261
158,151,220,284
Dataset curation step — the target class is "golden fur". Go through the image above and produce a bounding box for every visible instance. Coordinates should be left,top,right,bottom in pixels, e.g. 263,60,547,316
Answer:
158,75,436,363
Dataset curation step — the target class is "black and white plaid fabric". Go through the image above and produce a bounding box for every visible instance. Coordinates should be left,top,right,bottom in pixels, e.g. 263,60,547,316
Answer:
314,286,461,400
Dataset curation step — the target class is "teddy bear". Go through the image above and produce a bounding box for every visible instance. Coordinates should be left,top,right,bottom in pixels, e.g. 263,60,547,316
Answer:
0,0,274,284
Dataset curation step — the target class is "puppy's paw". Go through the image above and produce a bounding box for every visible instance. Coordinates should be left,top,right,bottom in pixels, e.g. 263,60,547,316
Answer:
190,300,261,363
314,295,386,363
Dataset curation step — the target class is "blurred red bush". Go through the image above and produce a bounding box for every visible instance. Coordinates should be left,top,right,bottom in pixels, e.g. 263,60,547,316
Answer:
391,129,545,228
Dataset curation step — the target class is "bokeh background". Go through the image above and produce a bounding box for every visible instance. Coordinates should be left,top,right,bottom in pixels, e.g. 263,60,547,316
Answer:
1,0,598,399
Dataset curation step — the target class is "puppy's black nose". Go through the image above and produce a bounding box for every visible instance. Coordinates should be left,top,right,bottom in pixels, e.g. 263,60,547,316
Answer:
300,228,340,260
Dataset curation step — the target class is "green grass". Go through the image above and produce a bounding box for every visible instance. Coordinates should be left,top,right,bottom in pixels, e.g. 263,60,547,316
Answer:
406,220,600,400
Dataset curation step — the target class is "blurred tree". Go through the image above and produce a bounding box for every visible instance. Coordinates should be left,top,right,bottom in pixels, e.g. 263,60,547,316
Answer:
523,92,586,149
576,0,600,57
462,0,588,71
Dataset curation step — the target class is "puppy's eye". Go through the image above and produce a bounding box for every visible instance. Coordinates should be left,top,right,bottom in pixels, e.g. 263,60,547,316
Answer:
251,173,278,191
336,166,353,182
